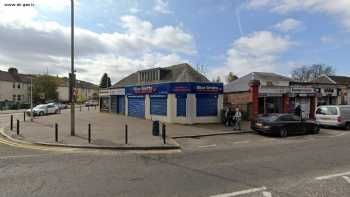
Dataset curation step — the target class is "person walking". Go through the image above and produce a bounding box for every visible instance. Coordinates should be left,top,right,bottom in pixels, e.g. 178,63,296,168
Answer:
294,104,303,119
233,107,242,131
224,107,230,126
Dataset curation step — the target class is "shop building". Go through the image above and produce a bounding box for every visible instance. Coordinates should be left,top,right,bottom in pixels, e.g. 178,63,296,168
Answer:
224,72,318,120
100,63,223,124
311,75,349,105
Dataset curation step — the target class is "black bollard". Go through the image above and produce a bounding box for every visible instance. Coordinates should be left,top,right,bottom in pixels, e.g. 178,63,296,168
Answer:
125,124,128,144
23,112,26,122
10,115,13,130
162,124,166,144
16,120,20,135
55,123,58,142
88,106,90,111
80,106,82,112
88,123,91,144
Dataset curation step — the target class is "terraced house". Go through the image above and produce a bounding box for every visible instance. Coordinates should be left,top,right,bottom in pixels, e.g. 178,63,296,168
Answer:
0,68,31,103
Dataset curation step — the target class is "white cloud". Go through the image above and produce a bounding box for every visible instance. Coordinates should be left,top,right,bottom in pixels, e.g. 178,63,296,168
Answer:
320,35,335,43
0,11,195,83
153,0,172,14
210,31,292,80
274,18,302,32
247,0,350,31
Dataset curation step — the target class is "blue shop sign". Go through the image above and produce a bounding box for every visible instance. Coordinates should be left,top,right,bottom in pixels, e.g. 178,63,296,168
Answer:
125,82,223,95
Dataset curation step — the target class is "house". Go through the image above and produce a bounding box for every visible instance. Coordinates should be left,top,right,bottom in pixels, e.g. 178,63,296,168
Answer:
100,63,224,124
56,77,99,103
0,68,31,103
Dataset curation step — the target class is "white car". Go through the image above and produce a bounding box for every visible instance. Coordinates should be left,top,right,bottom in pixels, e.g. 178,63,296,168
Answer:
26,104,60,116
315,105,350,130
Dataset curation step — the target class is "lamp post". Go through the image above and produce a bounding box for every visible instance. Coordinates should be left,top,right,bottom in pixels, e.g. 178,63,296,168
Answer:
70,0,76,136
30,77,33,122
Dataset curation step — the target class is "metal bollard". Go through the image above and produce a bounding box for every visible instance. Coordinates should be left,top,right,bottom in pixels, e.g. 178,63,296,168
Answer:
94,105,96,110
16,120,20,135
88,106,90,111
80,106,82,112
23,112,26,122
88,123,91,143
125,124,128,144
162,124,166,144
10,115,13,130
55,123,58,142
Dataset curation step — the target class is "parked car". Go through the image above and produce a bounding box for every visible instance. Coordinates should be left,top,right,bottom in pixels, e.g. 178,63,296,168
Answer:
85,100,98,107
26,104,60,116
315,105,350,130
48,102,67,110
251,113,320,137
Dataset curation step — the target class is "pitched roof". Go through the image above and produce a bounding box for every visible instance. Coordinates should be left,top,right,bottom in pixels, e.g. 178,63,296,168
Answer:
224,72,293,93
112,63,209,88
57,77,98,89
328,76,350,85
310,75,336,84
0,69,32,83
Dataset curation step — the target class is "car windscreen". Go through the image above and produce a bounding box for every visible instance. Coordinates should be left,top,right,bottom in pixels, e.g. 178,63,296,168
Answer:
316,107,338,115
257,114,280,122
35,105,47,109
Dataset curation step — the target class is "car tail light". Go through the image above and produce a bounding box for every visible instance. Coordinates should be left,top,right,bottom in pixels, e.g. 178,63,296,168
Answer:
337,116,342,123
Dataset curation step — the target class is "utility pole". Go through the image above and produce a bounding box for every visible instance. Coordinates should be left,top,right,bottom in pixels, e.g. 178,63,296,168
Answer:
70,0,75,136
30,77,33,122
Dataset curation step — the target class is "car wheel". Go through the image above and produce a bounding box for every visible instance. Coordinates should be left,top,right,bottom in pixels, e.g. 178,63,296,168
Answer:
39,111,44,116
55,109,59,114
312,125,320,134
345,122,350,131
279,128,288,138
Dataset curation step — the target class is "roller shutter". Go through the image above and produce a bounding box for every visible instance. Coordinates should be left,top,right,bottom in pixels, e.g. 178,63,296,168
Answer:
128,96,145,118
196,94,218,116
150,95,167,116
111,96,118,113
117,96,125,114
176,94,186,117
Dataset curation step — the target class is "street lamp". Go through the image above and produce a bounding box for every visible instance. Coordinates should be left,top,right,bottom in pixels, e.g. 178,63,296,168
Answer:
70,0,76,136
30,77,33,122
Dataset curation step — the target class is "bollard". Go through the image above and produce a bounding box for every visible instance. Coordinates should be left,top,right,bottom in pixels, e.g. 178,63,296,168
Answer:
23,112,26,122
55,123,58,142
80,106,82,112
94,105,97,110
125,124,128,144
88,106,90,111
162,124,166,144
88,123,91,143
16,120,19,135
10,115,13,130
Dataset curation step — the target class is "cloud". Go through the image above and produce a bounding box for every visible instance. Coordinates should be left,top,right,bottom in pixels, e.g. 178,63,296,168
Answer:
153,0,172,14
247,0,350,31
274,18,302,32
0,10,195,83
320,35,335,43
210,31,292,80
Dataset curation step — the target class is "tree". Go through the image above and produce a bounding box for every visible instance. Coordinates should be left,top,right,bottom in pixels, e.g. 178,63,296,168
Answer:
291,64,335,82
32,75,59,104
100,73,111,88
226,72,238,83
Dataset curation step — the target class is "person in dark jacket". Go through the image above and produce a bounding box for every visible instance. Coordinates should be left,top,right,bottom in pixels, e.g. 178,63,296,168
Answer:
294,104,302,118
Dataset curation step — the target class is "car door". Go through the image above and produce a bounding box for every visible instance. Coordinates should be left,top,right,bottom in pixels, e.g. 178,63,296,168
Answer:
47,105,54,114
278,115,299,133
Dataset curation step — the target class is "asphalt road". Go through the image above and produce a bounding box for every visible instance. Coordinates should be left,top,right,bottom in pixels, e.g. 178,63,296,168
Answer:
1,112,350,196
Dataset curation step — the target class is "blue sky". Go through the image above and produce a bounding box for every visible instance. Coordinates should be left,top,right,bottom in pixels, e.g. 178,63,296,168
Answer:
0,0,349,84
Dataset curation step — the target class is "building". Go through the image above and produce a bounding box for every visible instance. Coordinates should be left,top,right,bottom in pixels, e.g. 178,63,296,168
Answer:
224,72,318,120
311,75,349,105
100,63,224,124
0,67,98,104
56,77,99,103
0,68,31,102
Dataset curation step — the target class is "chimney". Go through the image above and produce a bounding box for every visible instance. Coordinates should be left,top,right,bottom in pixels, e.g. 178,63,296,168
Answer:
8,67,18,75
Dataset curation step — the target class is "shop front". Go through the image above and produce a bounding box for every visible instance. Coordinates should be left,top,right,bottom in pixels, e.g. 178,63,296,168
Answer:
258,86,289,114
314,86,340,106
288,85,316,119
110,88,125,114
99,89,111,112
125,82,223,124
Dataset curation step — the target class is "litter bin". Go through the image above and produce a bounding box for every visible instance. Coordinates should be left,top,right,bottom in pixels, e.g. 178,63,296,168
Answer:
152,120,160,136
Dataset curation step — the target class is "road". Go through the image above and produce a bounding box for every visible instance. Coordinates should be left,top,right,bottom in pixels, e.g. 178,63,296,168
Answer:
0,112,350,196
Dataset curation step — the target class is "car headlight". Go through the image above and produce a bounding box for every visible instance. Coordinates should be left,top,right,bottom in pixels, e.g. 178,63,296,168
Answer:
263,125,271,129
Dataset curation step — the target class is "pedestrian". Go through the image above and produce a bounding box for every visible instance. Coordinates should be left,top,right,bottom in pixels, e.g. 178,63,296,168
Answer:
233,107,242,130
224,107,230,126
294,104,303,119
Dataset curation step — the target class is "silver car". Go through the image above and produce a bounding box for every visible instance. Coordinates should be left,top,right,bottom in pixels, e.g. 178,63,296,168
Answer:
26,104,60,116
315,105,350,130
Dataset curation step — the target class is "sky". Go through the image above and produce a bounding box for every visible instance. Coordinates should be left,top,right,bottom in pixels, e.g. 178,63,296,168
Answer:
0,0,349,84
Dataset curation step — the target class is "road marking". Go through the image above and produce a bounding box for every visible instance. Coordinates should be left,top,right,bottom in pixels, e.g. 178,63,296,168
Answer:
262,191,272,197
342,176,350,184
315,171,350,180
232,140,249,144
210,186,267,197
199,144,217,148
0,153,59,160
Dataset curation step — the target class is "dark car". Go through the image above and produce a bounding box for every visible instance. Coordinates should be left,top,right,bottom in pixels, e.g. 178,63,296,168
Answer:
251,114,320,137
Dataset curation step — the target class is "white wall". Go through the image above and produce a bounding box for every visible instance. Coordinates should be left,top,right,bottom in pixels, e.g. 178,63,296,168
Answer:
0,81,30,102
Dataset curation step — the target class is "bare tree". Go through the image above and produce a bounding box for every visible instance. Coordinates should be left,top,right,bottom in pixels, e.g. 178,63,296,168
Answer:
212,76,222,83
291,64,335,82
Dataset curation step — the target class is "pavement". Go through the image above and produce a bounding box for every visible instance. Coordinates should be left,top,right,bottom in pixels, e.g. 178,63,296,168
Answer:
2,108,179,150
